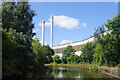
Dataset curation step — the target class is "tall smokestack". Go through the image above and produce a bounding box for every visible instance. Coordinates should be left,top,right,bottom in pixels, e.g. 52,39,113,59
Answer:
42,20,45,46
50,15,53,47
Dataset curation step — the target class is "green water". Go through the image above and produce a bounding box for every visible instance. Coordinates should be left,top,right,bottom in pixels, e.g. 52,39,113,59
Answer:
49,66,114,78
22,66,118,79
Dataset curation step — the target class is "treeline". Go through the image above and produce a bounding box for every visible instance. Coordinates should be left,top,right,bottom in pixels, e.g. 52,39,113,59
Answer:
53,46,80,64
2,2,54,78
53,15,120,67
80,14,120,67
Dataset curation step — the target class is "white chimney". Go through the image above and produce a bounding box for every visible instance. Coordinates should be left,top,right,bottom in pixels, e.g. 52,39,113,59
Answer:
50,15,54,47
42,20,45,46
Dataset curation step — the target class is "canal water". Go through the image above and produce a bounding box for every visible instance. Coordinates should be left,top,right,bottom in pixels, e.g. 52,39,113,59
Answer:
21,66,118,80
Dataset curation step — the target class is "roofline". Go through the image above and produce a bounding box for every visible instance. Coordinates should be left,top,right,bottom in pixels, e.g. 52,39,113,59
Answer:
52,30,109,47
52,36,94,47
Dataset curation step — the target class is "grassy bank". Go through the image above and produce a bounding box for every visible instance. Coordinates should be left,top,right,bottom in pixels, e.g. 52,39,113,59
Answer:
45,63,120,78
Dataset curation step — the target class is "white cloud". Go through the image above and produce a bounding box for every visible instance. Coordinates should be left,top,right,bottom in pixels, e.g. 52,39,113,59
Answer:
60,40,72,45
38,15,87,29
54,15,79,29
82,22,87,27
38,15,79,29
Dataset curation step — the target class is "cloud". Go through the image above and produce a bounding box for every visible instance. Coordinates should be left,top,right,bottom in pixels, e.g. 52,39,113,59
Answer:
38,15,79,29
54,15,79,29
60,40,72,45
38,15,87,29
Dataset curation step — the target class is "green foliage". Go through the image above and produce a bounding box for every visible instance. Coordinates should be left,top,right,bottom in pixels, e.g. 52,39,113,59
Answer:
93,15,120,67
2,28,46,77
53,55,61,64
78,55,84,64
66,54,79,64
62,45,76,64
2,2,36,36
66,57,71,64
115,64,120,67
2,28,33,77
78,15,120,67
92,43,103,65
63,45,76,58
42,45,54,63
47,57,54,64
32,37,46,68
80,42,96,63
61,56,67,64
2,2,36,77
2,2,46,78
73,54,79,64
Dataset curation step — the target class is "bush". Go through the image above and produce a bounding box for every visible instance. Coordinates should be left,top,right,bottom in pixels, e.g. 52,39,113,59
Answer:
46,57,53,64
115,64,120,67
42,45,54,64
53,55,61,64
61,56,67,64
66,57,71,64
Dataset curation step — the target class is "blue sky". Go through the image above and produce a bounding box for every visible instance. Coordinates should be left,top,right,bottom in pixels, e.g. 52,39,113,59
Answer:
29,2,118,46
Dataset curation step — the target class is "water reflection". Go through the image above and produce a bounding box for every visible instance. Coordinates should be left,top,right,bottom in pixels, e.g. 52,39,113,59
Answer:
21,67,54,80
5,66,117,80
51,66,114,79
52,68,80,78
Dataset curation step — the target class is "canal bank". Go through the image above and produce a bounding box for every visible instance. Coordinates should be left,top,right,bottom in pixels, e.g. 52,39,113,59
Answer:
45,64,120,78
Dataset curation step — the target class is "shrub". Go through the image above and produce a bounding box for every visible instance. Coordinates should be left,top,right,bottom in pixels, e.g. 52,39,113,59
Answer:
53,55,61,64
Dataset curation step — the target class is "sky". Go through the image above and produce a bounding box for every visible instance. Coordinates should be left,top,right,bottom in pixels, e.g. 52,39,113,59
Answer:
29,2,118,46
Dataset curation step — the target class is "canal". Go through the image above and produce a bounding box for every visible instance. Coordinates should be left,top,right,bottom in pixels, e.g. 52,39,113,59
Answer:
21,66,118,79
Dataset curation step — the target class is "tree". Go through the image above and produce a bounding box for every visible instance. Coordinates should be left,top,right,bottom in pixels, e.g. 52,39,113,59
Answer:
63,45,76,58
92,43,104,65
66,57,71,64
61,56,67,64
81,42,96,64
2,28,34,77
93,14,120,66
66,54,79,64
2,29,22,77
42,45,54,63
73,54,79,64
32,37,46,68
53,55,61,64
79,54,85,64
105,14,120,66
2,2,36,36
2,2,38,78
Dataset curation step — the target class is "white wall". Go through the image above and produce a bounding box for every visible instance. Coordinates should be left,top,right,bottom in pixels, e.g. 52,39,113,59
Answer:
51,37,95,50
75,51,82,56
53,51,82,58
